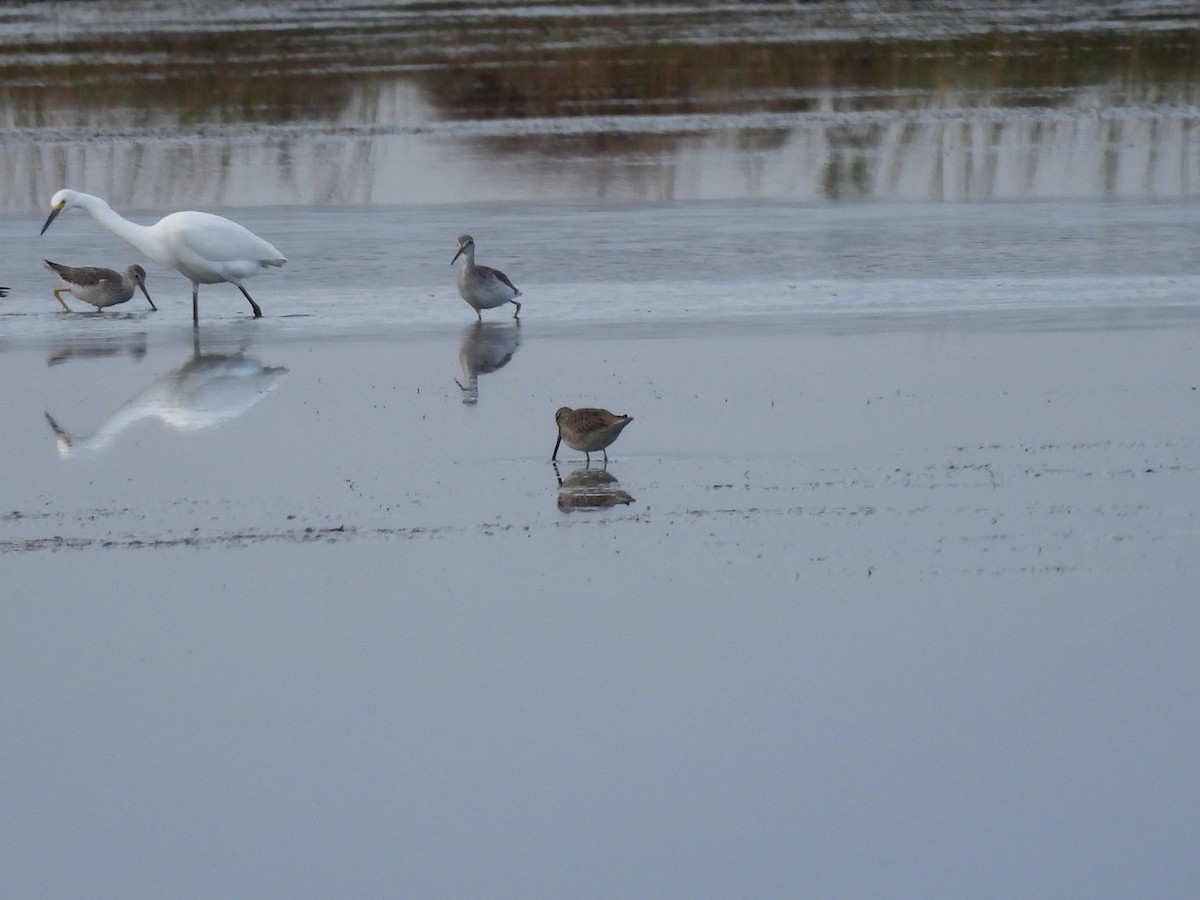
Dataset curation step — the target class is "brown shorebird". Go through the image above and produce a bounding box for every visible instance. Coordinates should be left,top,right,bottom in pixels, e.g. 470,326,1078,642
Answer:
553,407,634,464
451,234,522,320
45,260,156,312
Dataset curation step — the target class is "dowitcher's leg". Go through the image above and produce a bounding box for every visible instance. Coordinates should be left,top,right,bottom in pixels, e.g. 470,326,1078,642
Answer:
52,288,72,311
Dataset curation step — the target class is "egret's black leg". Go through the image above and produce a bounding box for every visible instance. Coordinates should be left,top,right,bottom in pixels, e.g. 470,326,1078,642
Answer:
238,285,263,318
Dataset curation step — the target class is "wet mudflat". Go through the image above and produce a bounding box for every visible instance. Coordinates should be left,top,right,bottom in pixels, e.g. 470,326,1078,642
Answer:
2,3,1200,898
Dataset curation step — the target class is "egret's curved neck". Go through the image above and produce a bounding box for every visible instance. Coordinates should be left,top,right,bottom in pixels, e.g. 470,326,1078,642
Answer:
75,194,163,265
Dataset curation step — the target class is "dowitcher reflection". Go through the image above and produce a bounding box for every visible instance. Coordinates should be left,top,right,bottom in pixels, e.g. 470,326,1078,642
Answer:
455,320,521,405
555,463,635,512
45,260,156,312
552,406,634,464
41,189,285,325
451,234,522,320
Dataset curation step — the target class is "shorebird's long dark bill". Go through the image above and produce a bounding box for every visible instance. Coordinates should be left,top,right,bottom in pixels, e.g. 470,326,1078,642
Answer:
139,285,158,311
552,434,562,460
40,205,63,235
451,248,464,266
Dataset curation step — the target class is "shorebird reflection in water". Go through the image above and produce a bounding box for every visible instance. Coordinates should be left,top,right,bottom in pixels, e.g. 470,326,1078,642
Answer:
552,407,634,464
555,463,635,511
45,260,156,312
44,334,288,457
451,234,522,320
455,320,522,404
40,189,285,325
47,333,148,367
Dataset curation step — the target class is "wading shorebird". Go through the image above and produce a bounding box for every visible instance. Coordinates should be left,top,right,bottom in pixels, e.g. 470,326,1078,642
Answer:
45,260,156,312
451,234,522,320
552,407,634,464
40,189,285,325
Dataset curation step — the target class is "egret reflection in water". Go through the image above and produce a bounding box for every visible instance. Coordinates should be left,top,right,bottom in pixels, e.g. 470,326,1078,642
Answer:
44,334,287,457
555,463,636,512
455,320,521,404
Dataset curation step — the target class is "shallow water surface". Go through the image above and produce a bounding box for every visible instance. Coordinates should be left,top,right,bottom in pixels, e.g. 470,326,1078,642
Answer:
2,313,1199,898
2,4,1200,898
4,197,1199,342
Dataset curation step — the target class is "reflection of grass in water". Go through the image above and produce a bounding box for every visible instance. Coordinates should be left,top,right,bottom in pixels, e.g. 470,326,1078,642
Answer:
1,18,1195,129
423,29,1199,121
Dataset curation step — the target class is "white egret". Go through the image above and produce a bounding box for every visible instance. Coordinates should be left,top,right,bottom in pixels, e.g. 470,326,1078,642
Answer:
41,189,285,325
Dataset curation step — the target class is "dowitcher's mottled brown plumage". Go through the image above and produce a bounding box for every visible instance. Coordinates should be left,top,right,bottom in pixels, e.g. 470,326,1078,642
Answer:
553,406,634,463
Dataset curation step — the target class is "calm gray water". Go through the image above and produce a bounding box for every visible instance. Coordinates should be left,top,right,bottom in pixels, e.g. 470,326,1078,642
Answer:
3,310,1198,899
3,4,1200,899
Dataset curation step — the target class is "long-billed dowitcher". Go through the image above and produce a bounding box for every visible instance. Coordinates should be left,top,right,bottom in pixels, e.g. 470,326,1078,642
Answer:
45,260,156,312
41,189,285,325
553,406,634,464
451,234,522,320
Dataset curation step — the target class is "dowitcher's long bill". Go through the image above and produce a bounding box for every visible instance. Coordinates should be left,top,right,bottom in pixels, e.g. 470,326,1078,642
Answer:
552,406,634,464
45,259,156,312
452,234,522,320
41,189,284,325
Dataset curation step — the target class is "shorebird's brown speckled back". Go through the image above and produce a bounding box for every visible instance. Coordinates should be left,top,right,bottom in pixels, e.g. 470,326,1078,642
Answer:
553,406,633,463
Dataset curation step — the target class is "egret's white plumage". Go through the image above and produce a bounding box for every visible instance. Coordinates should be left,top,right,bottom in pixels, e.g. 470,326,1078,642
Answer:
451,234,522,320
40,189,285,325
